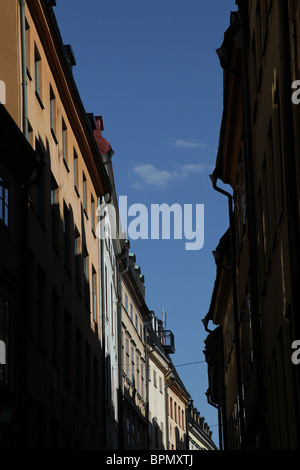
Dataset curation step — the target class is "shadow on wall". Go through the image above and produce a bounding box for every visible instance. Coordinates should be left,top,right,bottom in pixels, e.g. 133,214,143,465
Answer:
0,133,117,450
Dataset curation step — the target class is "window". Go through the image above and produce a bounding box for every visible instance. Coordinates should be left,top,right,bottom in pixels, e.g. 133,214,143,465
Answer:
135,313,138,331
130,303,133,322
34,45,41,96
127,417,130,446
92,268,97,323
36,263,46,347
52,289,60,367
25,19,31,76
50,86,57,139
63,204,71,271
0,296,10,385
76,327,82,396
74,150,78,192
63,309,71,383
93,356,99,417
126,339,129,377
62,119,68,167
170,397,173,418
83,248,89,309
85,342,91,408
0,176,9,227
111,283,114,334
136,356,140,395
182,410,185,431
105,265,108,319
51,176,59,248
125,293,128,312
159,376,162,394
131,347,135,386
83,173,87,213
35,141,45,222
153,370,157,388
74,228,81,290
132,420,135,446
141,361,145,399
91,195,95,232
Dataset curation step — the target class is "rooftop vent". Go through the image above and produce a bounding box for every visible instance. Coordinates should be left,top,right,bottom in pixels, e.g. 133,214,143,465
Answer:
64,44,76,69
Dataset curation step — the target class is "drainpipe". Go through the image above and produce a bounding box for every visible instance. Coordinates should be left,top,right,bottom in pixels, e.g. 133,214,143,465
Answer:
145,325,150,450
278,0,300,442
206,392,224,451
209,174,246,449
99,196,106,450
20,0,28,140
164,370,175,451
144,313,155,450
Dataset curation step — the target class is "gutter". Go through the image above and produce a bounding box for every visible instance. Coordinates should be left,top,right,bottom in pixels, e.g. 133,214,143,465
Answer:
209,173,245,449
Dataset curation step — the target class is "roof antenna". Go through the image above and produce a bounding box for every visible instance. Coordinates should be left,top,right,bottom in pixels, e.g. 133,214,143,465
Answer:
162,308,167,330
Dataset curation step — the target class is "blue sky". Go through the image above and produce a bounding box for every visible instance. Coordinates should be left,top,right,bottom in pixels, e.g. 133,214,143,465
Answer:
54,0,237,447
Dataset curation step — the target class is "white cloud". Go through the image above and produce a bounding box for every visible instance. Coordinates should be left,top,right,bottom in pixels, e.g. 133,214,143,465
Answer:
131,162,212,190
173,139,207,149
132,164,173,189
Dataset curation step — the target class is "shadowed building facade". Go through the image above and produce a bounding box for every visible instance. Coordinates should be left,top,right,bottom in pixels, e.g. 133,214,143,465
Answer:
204,0,300,450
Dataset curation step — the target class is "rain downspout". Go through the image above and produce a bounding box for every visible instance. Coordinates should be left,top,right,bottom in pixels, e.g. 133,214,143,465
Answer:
164,370,175,451
209,174,246,449
20,0,28,140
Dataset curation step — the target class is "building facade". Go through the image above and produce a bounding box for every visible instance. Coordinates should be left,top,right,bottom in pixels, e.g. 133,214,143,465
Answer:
167,364,190,451
94,116,120,450
187,402,217,451
0,0,218,451
118,246,149,450
204,0,300,450
147,315,173,451
0,0,111,449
